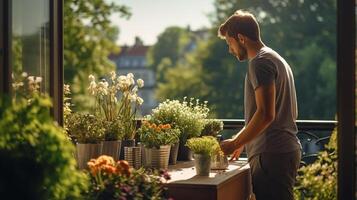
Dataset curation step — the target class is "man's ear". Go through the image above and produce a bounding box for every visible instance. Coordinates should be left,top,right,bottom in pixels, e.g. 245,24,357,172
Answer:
237,34,245,44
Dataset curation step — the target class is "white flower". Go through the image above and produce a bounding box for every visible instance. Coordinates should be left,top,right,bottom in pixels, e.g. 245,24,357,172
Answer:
128,77,135,86
88,74,95,82
136,97,144,105
110,71,116,80
129,94,137,102
127,73,134,79
137,79,144,88
35,76,42,83
21,72,28,77
28,76,35,83
118,75,126,82
132,86,138,93
88,81,97,95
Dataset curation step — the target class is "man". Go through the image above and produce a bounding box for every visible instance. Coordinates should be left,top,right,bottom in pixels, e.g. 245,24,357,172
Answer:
218,10,301,200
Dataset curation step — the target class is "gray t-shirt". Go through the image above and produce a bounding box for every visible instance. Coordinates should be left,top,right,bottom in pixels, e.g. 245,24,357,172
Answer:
244,46,301,160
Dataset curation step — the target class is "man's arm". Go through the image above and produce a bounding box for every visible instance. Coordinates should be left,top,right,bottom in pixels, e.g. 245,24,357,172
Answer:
220,81,276,155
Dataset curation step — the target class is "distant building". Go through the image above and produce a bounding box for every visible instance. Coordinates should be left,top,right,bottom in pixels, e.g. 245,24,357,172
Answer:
109,37,156,116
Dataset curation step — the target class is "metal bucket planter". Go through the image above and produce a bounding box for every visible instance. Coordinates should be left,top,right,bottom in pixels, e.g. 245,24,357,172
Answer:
144,145,171,169
76,143,103,170
124,146,142,169
194,154,211,176
177,140,192,161
169,143,179,165
119,139,135,160
101,140,121,161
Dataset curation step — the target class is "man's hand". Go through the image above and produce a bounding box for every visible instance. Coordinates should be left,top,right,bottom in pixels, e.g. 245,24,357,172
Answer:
220,139,239,155
229,146,244,161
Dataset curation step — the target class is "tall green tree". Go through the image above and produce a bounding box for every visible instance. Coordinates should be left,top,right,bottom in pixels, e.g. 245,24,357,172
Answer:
147,26,191,83
210,0,337,119
64,0,130,110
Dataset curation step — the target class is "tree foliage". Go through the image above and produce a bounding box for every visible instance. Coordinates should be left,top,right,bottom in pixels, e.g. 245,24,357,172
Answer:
64,0,130,110
155,0,336,119
147,26,191,83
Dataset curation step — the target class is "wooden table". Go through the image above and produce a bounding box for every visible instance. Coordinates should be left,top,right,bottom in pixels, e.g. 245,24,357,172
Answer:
166,159,252,200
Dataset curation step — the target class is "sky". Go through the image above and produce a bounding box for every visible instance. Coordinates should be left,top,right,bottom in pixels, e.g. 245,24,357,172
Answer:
111,0,215,46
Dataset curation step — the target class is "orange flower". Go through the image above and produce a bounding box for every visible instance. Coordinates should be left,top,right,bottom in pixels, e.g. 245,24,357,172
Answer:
117,160,131,176
103,165,117,174
151,123,157,129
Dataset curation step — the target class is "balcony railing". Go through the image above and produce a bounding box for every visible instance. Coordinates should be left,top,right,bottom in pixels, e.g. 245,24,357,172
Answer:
220,119,337,165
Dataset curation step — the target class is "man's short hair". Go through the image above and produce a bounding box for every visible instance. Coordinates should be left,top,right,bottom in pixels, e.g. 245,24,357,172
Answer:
218,10,261,41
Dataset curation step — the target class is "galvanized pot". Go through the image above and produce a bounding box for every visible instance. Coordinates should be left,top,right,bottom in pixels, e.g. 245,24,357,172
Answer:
144,145,171,169
194,154,211,176
124,146,142,169
119,139,135,160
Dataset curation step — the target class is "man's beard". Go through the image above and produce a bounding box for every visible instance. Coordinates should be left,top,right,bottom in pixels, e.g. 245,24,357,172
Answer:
236,40,248,61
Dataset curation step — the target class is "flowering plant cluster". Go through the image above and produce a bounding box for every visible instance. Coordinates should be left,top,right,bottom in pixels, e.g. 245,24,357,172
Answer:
138,121,180,149
87,71,144,140
87,155,171,200
148,97,210,141
12,72,43,101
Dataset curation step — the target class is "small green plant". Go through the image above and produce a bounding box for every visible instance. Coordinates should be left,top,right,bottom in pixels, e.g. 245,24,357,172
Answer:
148,97,209,141
86,155,171,199
200,119,224,137
138,121,180,149
0,95,88,199
294,129,337,200
66,113,105,143
186,136,222,156
104,117,125,141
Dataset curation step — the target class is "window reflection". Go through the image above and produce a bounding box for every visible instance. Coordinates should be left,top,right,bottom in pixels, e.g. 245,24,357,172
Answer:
11,0,50,96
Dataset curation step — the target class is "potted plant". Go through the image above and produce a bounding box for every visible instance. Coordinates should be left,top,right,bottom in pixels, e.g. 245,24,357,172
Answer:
201,119,224,137
138,121,179,169
88,72,145,160
66,112,105,169
102,118,125,161
86,155,171,199
186,136,222,176
149,97,209,161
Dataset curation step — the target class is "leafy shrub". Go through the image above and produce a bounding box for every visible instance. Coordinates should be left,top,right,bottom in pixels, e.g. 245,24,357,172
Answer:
104,117,125,141
66,112,105,143
0,95,88,199
186,136,222,156
200,119,224,137
294,129,337,200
